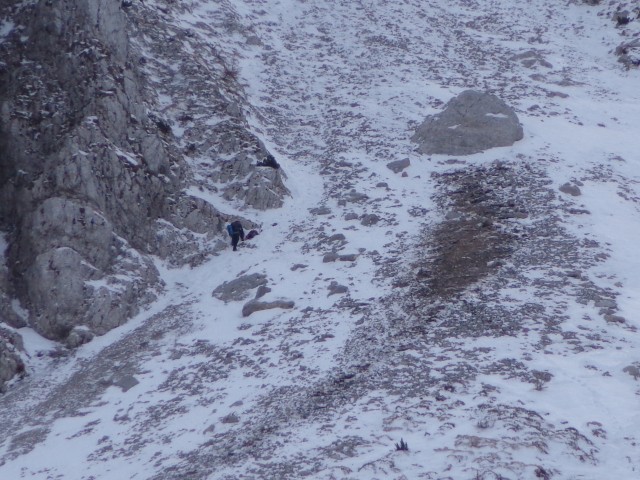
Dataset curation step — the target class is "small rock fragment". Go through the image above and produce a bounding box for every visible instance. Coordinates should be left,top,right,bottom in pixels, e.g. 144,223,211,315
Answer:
327,281,348,296
113,375,139,393
255,285,271,299
361,214,379,226
559,183,581,196
386,158,410,173
323,253,339,263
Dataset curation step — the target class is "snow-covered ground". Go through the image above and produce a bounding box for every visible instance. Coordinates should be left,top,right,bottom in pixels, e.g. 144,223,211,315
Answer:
1,0,640,479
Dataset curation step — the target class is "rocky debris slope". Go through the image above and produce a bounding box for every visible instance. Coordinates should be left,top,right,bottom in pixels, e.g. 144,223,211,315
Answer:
150,155,633,480
0,302,195,461
108,1,636,478
0,0,638,479
0,0,288,390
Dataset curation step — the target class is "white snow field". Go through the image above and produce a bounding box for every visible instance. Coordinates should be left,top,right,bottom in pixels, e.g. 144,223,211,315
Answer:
1,0,639,479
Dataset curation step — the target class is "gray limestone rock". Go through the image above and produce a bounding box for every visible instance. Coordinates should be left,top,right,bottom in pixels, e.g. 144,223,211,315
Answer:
222,164,290,210
212,273,268,302
221,413,240,424
310,207,332,216
605,314,626,324
594,298,617,309
0,327,24,353
328,234,346,242
65,327,95,349
361,214,380,226
25,197,116,271
113,375,140,392
24,240,159,340
327,281,349,296
559,183,582,196
206,132,290,210
323,253,339,263
510,50,553,69
255,285,272,299
386,158,411,173
411,90,523,155
140,135,170,175
0,0,293,389
242,299,295,317
344,191,369,203
0,296,26,329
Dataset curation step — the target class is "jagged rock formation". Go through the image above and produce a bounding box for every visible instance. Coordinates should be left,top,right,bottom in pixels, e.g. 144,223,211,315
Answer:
0,0,288,390
411,90,523,155
121,1,291,211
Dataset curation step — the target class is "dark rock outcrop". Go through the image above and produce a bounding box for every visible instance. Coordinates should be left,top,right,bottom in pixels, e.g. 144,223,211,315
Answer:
411,90,523,155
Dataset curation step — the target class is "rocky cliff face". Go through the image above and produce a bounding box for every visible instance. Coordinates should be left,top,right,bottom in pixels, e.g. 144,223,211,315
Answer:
0,0,288,390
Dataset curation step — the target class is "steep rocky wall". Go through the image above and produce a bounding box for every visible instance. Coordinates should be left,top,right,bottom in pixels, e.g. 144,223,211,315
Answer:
0,0,288,391
0,0,177,346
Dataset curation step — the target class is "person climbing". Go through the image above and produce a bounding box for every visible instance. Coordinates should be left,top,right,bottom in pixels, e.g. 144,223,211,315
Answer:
226,220,245,251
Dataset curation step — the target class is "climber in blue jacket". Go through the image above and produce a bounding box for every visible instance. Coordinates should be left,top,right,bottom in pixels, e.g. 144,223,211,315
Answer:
226,220,245,251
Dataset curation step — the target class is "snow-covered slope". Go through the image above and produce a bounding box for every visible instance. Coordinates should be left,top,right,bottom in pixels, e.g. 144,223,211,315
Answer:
1,0,640,479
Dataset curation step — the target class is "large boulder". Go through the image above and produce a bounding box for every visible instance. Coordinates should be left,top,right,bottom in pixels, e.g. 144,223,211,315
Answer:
411,90,523,155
